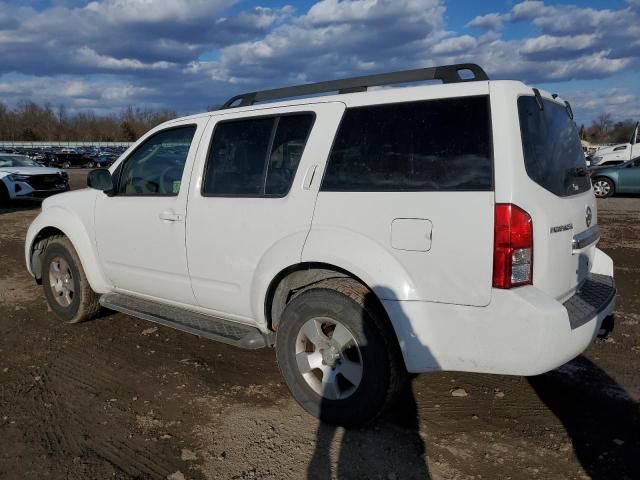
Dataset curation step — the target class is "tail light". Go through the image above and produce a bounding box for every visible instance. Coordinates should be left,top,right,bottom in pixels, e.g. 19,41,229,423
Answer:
493,204,533,289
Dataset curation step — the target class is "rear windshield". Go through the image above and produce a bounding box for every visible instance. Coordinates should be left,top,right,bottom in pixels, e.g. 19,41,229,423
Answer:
518,96,591,197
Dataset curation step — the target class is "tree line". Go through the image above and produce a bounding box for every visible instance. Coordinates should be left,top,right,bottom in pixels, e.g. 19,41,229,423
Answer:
580,114,637,144
0,100,635,145
0,101,176,142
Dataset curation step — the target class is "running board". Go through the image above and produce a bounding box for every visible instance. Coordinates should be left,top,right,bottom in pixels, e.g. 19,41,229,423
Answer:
100,293,271,349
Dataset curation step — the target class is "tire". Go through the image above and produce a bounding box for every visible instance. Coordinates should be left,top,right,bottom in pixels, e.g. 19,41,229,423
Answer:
41,236,101,323
0,181,10,207
62,162,71,169
593,177,614,198
275,278,405,427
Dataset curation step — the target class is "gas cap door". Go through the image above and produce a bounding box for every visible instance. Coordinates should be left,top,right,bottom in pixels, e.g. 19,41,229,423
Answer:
391,218,433,252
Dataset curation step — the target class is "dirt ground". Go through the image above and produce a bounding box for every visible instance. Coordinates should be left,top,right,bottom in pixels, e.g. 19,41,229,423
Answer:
1,169,639,480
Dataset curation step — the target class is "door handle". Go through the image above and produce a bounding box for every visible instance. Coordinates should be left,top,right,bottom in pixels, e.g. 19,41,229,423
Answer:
303,164,318,190
159,210,184,222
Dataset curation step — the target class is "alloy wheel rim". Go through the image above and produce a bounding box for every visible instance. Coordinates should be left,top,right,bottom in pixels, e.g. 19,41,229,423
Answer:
594,180,610,197
295,317,363,400
48,256,75,307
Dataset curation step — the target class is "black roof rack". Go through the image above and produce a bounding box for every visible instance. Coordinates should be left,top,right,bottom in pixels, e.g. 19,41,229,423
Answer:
220,63,489,109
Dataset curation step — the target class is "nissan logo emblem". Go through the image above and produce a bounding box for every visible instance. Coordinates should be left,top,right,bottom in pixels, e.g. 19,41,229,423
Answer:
586,206,592,228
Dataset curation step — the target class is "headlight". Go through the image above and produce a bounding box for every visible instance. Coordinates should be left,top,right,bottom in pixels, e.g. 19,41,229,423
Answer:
593,156,603,163
8,174,30,182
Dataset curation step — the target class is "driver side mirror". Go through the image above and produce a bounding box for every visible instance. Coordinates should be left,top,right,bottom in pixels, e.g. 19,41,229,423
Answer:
87,168,114,194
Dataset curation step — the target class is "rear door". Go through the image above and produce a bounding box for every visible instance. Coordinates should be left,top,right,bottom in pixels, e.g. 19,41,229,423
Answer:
514,94,597,300
186,103,345,322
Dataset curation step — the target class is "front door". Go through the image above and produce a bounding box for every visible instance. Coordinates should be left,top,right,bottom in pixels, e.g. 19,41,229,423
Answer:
95,120,207,305
618,157,640,193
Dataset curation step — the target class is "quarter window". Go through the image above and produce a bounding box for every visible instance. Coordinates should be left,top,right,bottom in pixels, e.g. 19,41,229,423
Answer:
203,113,314,196
321,96,493,192
117,126,196,196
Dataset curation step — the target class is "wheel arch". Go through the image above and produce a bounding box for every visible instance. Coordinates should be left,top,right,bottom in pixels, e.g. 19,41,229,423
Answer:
26,207,111,293
264,263,403,357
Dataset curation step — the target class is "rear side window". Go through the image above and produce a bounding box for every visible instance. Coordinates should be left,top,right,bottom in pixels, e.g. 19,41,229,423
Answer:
203,113,315,196
518,96,591,197
321,96,493,192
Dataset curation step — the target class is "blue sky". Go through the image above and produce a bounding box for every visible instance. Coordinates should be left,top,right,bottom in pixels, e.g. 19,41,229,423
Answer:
0,0,638,125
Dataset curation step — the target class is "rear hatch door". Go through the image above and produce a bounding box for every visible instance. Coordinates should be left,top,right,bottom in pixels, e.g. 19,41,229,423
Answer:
516,95,597,301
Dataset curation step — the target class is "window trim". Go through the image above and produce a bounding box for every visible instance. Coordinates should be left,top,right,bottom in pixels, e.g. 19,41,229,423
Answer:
200,111,316,198
318,95,494,193
112,123,198,198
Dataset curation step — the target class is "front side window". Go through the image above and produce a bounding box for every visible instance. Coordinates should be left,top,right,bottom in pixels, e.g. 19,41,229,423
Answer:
117,125,196,196
203,113,314,196
518,97,590,197
321,96,493,192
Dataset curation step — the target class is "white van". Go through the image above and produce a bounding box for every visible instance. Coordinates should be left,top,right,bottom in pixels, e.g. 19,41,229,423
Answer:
25,64,616,426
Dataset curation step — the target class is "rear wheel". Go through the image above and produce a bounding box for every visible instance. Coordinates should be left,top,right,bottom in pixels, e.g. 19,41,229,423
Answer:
62,161,71,169
275,279,405,426
593,177,614,198
42,236,101,323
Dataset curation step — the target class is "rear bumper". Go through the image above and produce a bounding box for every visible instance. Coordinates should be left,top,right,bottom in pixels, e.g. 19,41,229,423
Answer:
383,249,616,375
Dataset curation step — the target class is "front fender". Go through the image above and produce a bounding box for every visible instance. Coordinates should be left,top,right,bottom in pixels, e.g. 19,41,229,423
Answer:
25,205,111,293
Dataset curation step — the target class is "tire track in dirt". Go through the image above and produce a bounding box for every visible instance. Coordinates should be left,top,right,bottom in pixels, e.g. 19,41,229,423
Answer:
32,345,188,479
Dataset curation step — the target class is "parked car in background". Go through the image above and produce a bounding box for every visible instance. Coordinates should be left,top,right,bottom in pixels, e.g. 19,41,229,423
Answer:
590,156,640,198
589,122,639,167
0,154,69,204
49,152,97,168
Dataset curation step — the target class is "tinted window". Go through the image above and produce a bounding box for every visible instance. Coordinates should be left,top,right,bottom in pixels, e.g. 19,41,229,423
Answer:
321,96,492,192
118,126,196,196
203,114,314,196
518,97,591,197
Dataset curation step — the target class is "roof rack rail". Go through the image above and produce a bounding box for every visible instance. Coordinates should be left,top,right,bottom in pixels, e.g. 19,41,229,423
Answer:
220,63,488,109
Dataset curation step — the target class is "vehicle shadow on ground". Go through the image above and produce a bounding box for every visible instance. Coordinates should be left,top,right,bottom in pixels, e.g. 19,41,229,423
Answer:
308,380,430,480
528,354,640,479
307,289,432,479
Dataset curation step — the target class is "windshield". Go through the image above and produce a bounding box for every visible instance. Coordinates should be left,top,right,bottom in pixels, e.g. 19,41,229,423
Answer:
0,155,40,168
518,96,591,197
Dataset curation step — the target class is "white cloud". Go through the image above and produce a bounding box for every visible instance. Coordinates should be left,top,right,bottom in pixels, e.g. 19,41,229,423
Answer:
432,35,476,54
521,34,597,55
76,47,174,71
84,0,236,23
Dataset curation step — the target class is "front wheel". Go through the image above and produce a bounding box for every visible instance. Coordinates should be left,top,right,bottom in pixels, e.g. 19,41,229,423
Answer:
62,162,71,169
275,279,405,427
42,236,101,323
593,177,614,198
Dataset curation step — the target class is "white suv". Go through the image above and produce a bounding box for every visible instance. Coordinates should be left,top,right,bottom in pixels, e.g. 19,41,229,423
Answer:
25,64,616,426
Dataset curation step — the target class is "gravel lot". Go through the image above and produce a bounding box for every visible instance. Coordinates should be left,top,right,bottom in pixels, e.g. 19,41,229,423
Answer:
1,169,638,480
